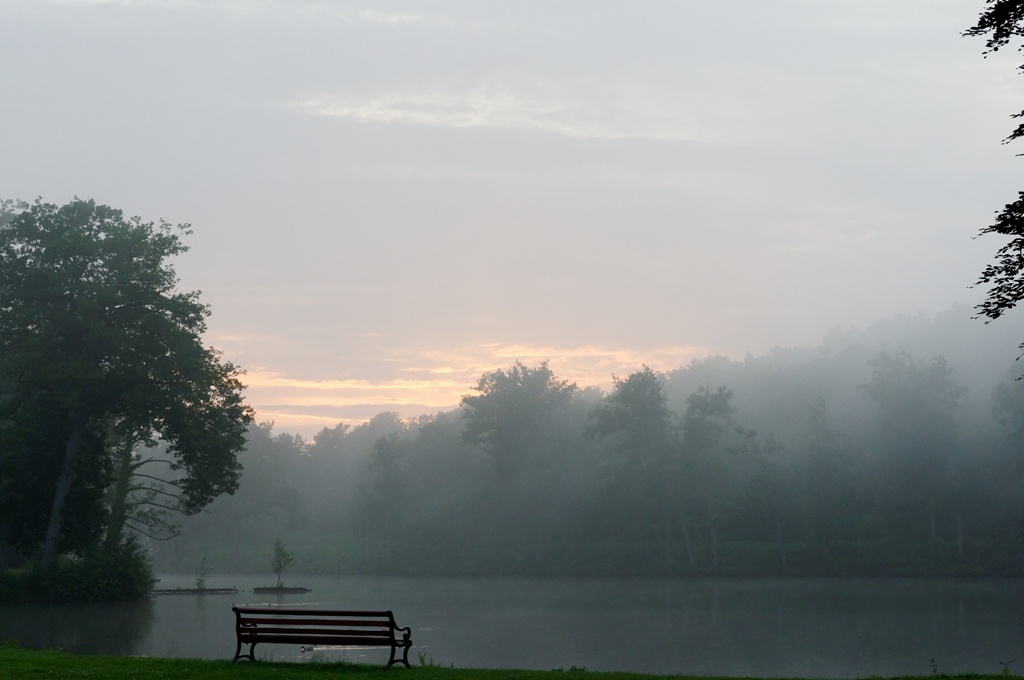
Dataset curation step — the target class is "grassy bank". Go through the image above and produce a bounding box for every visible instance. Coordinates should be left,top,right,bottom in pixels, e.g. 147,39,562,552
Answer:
0,645,649,679
0,646,1017,680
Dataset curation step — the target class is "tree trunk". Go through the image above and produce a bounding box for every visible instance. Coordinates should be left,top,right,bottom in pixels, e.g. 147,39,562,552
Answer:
955,510,964,558
41,414,87,570
775,521,788,569
707,500,720,567
680,519,696,568
663,515,673,575
103,438,135,551
709,524,720,567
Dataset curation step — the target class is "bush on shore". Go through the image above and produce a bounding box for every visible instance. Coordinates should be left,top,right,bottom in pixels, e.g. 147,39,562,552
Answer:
0,537,155,603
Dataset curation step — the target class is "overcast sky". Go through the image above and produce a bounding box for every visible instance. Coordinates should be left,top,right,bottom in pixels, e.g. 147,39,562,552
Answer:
2,0,1022,436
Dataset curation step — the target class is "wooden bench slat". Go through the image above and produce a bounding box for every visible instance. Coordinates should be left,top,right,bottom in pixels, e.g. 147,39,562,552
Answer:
240,627,393,638
240,617,391,627
239,634,398,646
234,607,391,617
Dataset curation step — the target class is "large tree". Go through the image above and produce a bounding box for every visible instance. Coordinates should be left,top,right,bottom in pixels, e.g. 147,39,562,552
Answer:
860,351,966,553
965,1,1024,347
679,384,740,567
460,361,577,565
460,361,576,481
587,367,689,568
0,198,253,568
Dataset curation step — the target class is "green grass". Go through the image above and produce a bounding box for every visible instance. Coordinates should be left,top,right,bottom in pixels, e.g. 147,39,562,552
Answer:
0,645,1019,680
0,645,637,679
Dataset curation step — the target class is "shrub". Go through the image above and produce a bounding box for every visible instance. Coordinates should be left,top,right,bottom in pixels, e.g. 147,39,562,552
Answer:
0,537,155,603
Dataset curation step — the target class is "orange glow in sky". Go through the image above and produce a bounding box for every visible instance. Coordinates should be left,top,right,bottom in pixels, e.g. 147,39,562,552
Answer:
239,342,712,437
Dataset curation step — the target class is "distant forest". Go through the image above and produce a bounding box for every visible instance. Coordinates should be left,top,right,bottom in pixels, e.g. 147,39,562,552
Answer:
154,306,1024,578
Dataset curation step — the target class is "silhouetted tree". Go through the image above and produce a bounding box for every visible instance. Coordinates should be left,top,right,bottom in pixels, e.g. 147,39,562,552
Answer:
271,538,294,588
680,385,739,567
0,198,252,568
351,432,410,569
588,367,688,569
734,432,788,568
965,2,1024,355
794,396,858,558
103,434,186,550
460,361,577,568
196,423,307,546
461,361,576,481
304,415,406,531
861,351,967,554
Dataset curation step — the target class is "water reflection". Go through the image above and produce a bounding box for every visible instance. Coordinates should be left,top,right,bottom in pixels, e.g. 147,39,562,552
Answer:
2,577,1023,676
0,600,153,655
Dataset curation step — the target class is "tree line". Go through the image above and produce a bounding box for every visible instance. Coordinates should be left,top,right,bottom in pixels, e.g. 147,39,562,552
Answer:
4,197,1024,588
158,310,1024,577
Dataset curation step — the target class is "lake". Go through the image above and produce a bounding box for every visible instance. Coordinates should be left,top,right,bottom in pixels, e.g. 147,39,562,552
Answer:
3,575,1024,676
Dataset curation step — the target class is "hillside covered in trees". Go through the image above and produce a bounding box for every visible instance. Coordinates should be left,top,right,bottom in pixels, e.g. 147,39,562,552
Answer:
155,306,1024,578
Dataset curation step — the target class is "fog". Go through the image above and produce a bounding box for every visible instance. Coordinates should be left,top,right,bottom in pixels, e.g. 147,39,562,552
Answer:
9,2,1024,674
1,1,1018,433
153,305,1024,578
10,576,1024,675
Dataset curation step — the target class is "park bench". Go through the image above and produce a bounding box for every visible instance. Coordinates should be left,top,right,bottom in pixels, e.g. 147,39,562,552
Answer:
231,605,413,668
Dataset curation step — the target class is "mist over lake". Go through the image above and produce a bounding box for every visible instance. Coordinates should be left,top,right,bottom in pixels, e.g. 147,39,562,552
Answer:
136,309,1024,583
1,575,1023,676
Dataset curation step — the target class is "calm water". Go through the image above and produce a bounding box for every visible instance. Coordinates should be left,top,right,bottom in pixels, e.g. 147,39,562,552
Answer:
3,575,1024,676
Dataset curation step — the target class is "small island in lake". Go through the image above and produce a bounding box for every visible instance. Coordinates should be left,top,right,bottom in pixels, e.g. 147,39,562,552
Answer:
252,586,312,594
153,586,239,596
250,540,310,593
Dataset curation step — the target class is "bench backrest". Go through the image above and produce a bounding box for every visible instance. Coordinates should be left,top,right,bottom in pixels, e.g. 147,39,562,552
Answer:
232,606,402,643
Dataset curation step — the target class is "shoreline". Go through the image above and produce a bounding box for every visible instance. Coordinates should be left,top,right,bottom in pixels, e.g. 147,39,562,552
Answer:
1,646,1012,680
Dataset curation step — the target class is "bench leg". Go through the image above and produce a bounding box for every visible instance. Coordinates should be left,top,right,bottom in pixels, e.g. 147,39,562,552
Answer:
232,640,256,662
386,642,411,668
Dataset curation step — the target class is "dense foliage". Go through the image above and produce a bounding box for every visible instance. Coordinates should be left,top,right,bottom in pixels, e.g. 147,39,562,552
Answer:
966,1,1024,350
0,198,252,594
0,538,155,602
157,308,1024,578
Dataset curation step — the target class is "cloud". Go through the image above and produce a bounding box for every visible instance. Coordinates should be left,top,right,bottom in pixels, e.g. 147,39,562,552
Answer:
478,342,711,384
35,0,227,8
34,0,448,24
293,86,719,142
254,409,350,429
244,372,463,398
356,10,442,25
